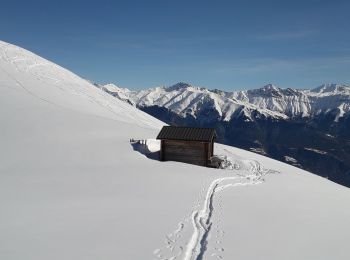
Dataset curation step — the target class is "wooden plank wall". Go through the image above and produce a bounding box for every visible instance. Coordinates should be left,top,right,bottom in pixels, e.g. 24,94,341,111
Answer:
163,140,208,166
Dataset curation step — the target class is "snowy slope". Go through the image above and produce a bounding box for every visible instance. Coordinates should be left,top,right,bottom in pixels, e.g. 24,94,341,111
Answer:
1,40,350,260
0,41,161,128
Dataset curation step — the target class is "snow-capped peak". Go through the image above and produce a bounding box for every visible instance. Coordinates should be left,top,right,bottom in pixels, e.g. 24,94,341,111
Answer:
103,81,350,122
229,83,350,119
311,83,350,95
165,82,192,91
94,83,136,106
164,82,209,93
261,84,280,92
103,83,131,93
109,82,288,121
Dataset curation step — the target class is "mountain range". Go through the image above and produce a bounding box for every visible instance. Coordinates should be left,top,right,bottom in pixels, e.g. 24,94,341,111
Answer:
96,82,350,187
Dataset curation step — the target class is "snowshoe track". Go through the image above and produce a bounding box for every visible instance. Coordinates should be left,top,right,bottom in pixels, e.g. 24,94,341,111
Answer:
154,155,279,260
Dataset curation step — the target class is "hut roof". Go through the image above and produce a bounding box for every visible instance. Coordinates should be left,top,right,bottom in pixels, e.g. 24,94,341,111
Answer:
156,126,216,142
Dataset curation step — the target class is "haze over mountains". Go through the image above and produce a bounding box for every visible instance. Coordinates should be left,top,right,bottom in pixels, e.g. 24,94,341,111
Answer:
97,82,350,187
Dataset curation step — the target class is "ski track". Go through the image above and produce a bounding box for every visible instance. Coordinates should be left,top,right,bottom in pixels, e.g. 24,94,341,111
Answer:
154,158,276,260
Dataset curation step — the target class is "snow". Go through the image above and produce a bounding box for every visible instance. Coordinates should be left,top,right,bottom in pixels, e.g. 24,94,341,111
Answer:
284,156,298,164
96,83,137,106
112,82,350,122
304,148,328,155
119,82,288,121
231,84,350,119
1,40,350,260
249,147,267,155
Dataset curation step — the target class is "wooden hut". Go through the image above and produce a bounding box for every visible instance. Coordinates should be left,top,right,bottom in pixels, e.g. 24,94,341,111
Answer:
156,126,217,167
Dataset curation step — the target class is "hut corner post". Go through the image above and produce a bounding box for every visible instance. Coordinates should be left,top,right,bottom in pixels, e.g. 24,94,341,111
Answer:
204,142,208,167
160,140,164,161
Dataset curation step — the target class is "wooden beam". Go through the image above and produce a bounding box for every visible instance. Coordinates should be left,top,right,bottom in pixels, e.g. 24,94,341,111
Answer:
204,142,208,167
160,140,164,161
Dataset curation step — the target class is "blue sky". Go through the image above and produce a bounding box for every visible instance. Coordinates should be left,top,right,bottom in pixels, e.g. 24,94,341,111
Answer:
1,0,349,91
